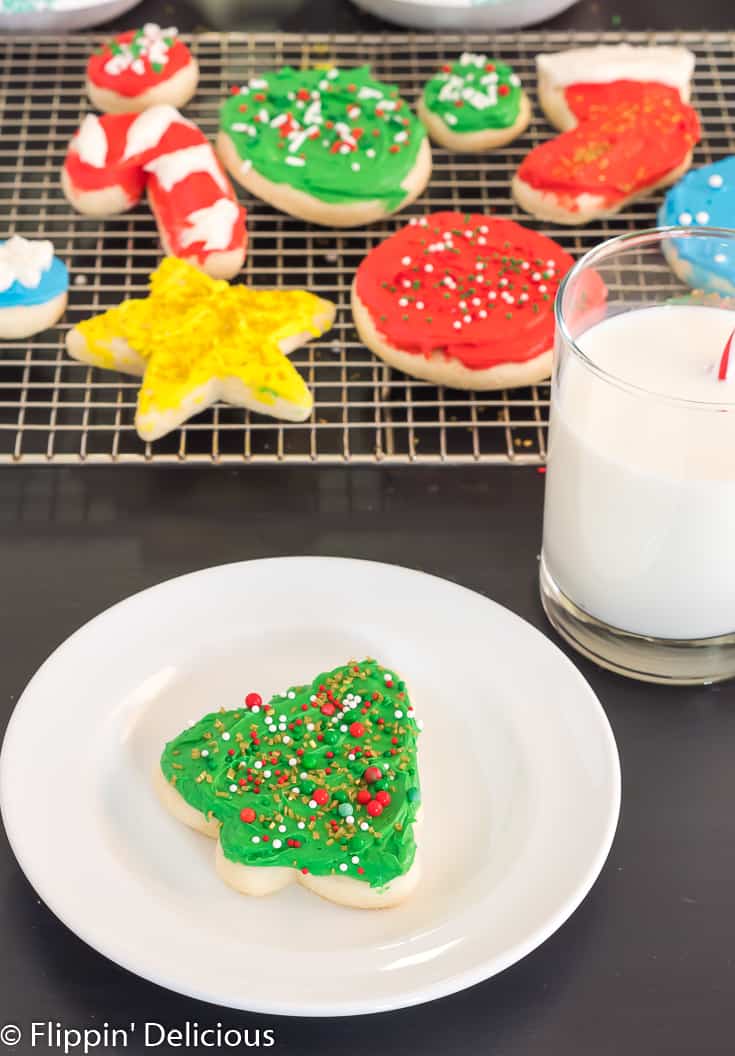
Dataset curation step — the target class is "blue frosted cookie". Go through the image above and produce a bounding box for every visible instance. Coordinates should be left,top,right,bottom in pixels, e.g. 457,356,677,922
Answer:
0,236,69,339
658,158,735,296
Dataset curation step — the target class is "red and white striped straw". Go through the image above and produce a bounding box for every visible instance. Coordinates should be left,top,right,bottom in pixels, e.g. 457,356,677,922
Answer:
718,326,735,382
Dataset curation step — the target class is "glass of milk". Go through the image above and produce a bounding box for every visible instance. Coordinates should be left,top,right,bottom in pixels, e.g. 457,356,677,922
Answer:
540,227,735,685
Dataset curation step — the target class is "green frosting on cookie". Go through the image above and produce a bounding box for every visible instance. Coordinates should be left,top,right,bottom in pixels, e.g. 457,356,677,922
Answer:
160,659,422,889
422,52,522,134
220,65,426,210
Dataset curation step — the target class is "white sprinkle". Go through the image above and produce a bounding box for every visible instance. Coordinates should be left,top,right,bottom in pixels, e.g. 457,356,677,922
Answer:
186,719,195,728
714,252,728,263
472,297,482,306
273,839,282,849
264,770,272,778
401,257,411,267
395,709,404,718
538,284,548,293
351,855,360,864
346,815,355,825
278,824,287,833
453,320,462,330
522,261,530,270
348,753,356,761
366,148,376,158
251,705,260,713
425,263,434,273
252,836,260,843
289,757,298,766
339,863,348,872
298,821,306,829
309,799,317,809
287,691,296,699
479,309,488,319
679,211,693,225
696,210,710,224
399,297,409,307
292,786,300,795
283,735,291,744
463,314,472,324
488,291,497,300
360,821,369,831
709,173,724,188
279,715,287,722
352,162,361,172
255,761,263,769
286,156,305,167
416,300,425,310
340,724,348,733
222,732,231,741
229,784,237,792
499,278,508,287
306,722,315,731
201,750,209,758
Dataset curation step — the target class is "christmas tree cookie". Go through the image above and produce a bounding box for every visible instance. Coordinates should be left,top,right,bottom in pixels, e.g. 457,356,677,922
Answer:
157,659,423,909
418,53,531,152
217,65,432,227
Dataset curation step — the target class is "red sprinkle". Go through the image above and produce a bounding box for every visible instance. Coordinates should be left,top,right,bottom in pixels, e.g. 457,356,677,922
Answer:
312,788,330,806
376,790,391,806
349,721,366,738
357,789,371,805
245,692,262,710
240,808,256,823
367,800,383,817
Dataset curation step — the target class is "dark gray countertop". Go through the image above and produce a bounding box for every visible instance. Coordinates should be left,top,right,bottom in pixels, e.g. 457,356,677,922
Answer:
2,2,735,1053
1,467,734,1055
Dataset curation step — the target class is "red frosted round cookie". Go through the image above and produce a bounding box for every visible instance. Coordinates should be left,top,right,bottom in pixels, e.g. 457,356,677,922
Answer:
86,25,198,113
353,212,582,389
514,81,700,222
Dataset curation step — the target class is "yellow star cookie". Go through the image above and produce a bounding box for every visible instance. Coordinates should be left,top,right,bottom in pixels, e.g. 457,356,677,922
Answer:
65,258,336,441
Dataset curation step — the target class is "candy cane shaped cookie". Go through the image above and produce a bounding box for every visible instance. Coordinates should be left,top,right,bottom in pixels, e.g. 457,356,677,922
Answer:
86,24,199,114
512,46,701,225
62,105,247,280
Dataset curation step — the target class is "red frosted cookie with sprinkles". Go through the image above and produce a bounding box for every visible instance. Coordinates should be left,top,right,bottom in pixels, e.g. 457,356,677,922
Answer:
353,212,584,390
513,46,700,224
87,24,198,114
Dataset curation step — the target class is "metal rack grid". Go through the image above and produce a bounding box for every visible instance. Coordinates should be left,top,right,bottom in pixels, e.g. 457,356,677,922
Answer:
0,30,733,465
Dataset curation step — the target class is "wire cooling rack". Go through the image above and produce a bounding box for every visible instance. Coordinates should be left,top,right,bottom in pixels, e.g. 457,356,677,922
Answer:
0,31,733,464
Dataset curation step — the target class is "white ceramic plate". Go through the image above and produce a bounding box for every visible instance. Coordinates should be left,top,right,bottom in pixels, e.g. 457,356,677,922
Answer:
350,0,580,31
0,0,140,33
0,557,620,1017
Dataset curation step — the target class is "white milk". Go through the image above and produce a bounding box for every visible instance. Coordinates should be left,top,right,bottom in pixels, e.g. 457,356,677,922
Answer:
542,305,735,640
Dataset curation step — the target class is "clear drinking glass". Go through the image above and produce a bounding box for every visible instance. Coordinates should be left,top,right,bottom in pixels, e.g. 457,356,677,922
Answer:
540,227,735,685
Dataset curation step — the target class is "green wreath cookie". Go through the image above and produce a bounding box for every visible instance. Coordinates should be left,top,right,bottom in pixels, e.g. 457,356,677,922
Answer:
217,66,432,227
418,52,531,152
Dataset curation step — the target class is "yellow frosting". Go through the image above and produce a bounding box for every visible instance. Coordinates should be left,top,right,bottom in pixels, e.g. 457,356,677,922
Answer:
72,259,332,434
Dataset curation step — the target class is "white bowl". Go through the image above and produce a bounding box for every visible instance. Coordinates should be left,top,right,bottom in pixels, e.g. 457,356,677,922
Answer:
351,0,579,29
0,0,140,32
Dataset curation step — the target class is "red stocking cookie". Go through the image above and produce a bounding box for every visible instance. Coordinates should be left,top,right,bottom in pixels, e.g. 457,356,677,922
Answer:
86,24,198,114
62,105,247,280
352,212,602,390
513,45,700,224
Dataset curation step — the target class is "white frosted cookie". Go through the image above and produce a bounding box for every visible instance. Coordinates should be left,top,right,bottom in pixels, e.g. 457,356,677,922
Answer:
352,213,584,391
86,24,199,114
158,660,423,910
0,236,68,339
217,64,432,228
513,45,700,225
418,52,531,152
